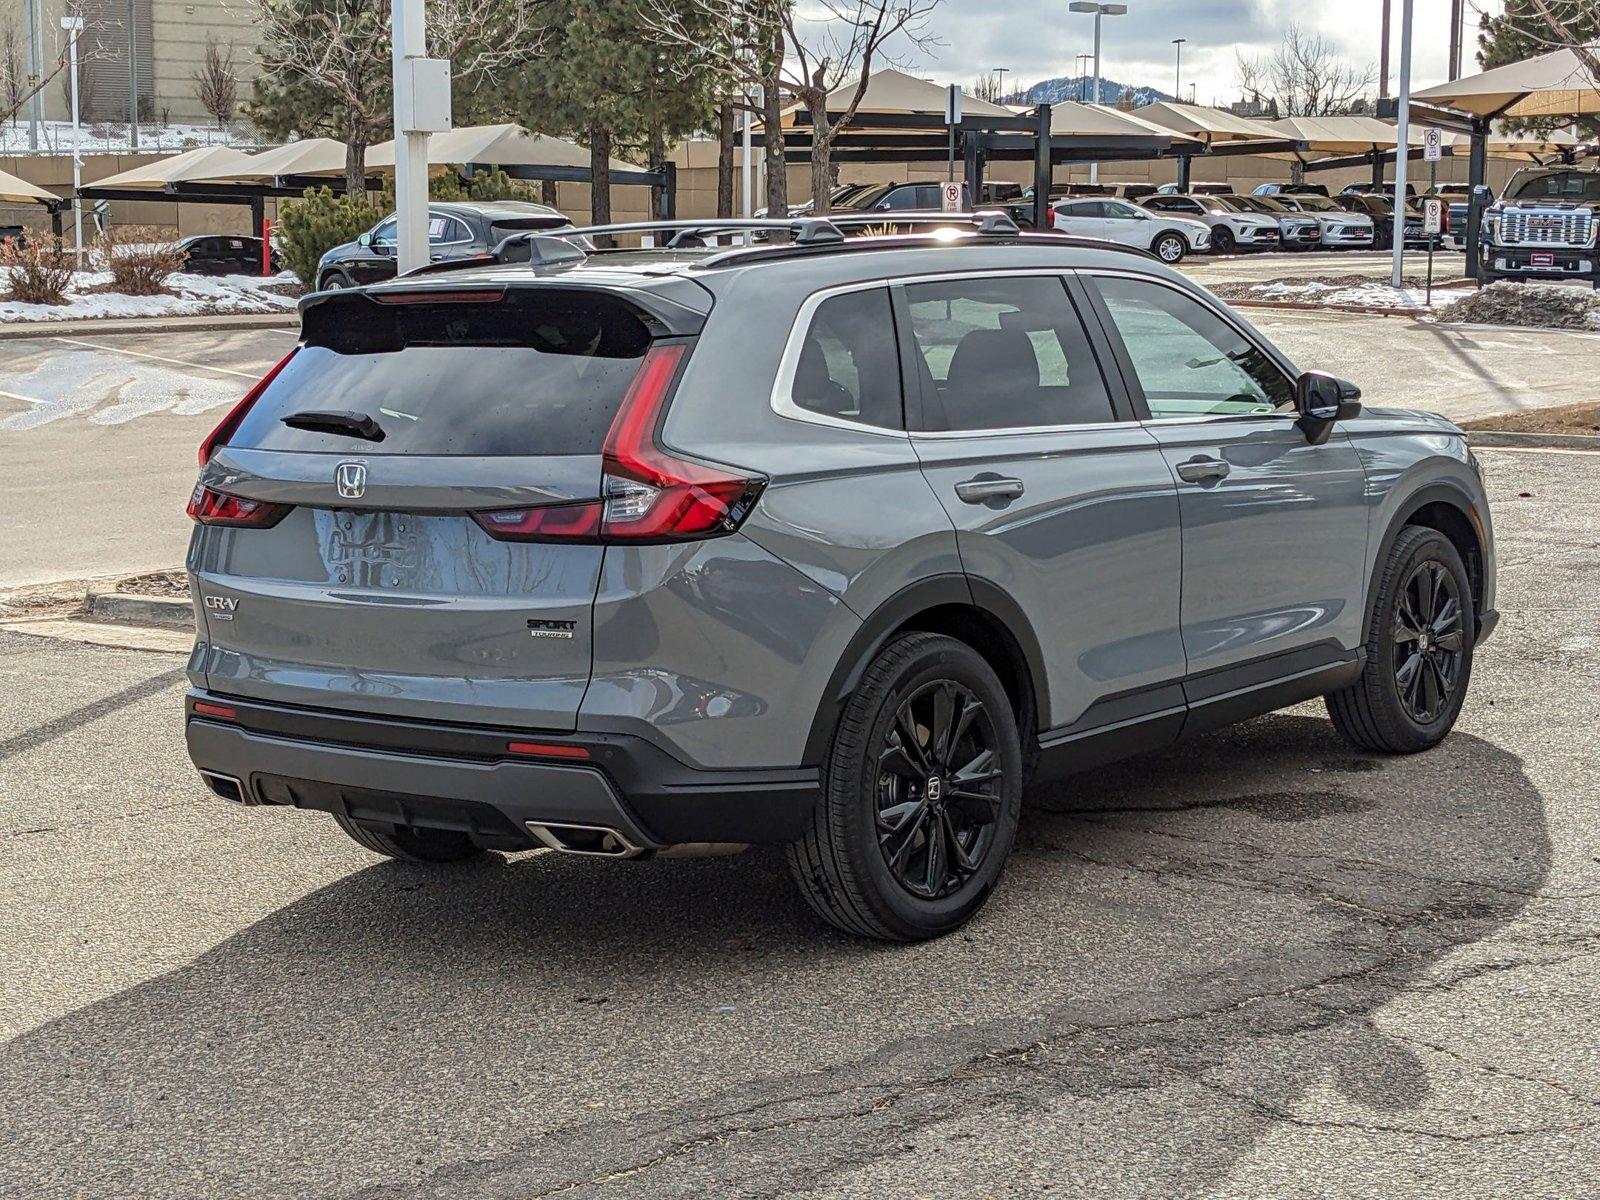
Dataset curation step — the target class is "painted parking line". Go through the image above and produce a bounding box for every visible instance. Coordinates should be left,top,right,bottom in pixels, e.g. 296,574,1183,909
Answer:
50,337,262,379
0,387,47,408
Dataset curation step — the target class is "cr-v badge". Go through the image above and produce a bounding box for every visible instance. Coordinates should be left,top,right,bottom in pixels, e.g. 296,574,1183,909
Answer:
335,460,368,500
203,595,240,620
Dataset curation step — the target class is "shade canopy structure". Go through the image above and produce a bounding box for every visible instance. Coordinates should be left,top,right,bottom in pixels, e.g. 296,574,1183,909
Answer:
1134,102,1284,146
85,145,264,192
1265,115,1425,156
365,123,648,179
1412,44,1600,121
778,68,1014,130
1441,123,1583,159
0,168,62,206
192,137,352,183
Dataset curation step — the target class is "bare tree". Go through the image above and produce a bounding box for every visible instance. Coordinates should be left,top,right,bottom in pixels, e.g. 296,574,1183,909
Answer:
193,35,239,127
1235,24,1374,117
2,19,24,123
972,71,1001,103
649,0,942,216
250,0,547,197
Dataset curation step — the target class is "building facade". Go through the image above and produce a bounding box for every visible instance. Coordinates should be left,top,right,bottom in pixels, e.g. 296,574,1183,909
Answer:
15,0,261,127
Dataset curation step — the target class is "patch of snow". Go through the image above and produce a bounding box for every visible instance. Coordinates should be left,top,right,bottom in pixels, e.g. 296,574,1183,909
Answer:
1,120,264,156
1246,280,1476,310
0,269,298,324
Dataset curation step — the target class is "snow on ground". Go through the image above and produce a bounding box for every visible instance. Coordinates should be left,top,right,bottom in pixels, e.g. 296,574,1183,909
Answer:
1,120,263,156
1239,280,1478,310
0,270,299,323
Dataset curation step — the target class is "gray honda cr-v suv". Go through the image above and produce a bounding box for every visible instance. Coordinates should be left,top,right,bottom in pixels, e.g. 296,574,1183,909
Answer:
184,215,1497,941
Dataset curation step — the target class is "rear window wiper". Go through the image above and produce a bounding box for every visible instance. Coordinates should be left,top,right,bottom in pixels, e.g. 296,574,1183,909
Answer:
280,410,386,442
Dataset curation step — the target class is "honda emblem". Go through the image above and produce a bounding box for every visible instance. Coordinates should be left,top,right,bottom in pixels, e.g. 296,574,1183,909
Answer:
335,461,367,500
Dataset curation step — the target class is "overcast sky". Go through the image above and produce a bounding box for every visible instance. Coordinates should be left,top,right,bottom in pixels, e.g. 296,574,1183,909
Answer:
898,0,1506,104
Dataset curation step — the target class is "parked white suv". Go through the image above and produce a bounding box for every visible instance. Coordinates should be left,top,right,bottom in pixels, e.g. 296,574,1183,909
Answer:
1140,194,1282,254
1049,197,1210,263
1272,193,1377,249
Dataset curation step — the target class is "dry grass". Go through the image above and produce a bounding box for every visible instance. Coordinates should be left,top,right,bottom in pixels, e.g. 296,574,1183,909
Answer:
1459,401,1600,436
96,225,184,296
1438,281,1600,331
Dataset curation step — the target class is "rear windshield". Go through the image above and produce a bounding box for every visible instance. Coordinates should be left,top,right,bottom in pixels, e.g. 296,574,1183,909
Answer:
228,292,652,457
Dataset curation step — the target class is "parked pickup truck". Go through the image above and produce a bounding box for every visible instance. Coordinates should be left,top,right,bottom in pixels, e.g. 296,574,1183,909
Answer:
1480,166,1600,284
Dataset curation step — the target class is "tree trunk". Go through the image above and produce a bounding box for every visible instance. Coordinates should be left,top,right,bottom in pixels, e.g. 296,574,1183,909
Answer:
716,101,735,219
761,67,786,218
344,120,367,200
589,123,611,227
540,179,558,207
810,121,833,216
649,117,667,220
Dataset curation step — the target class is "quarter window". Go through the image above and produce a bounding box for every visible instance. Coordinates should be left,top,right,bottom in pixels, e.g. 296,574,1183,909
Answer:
904,276,1114,431
1093,276,1292,418
789,288,904,430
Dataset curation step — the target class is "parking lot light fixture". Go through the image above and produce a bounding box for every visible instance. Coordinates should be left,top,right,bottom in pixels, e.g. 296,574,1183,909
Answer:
1068,2,1127,183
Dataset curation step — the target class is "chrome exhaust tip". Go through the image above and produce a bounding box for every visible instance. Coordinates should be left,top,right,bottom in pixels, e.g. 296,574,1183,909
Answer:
198,770,254,805
524,821,643,858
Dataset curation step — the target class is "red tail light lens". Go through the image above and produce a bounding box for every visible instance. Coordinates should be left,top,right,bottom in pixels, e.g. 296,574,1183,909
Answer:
187,484,293,528
599,343,764,542
470,501,604,543
472,341,764,546
199,348,298,465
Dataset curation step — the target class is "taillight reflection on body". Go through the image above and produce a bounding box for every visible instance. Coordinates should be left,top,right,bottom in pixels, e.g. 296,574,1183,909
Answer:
187,483,293,528
473,342,765,545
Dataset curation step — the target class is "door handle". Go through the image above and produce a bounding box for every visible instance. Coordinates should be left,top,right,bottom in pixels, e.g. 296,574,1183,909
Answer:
1175,458,1231,484
955,476,1025,504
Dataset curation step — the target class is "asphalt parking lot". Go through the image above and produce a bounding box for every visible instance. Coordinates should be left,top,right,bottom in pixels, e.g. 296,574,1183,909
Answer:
1,298,1596,587
1,446,1596,1199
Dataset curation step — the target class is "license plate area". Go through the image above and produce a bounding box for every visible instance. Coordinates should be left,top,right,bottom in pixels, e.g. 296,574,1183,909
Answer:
1531,252,1556,267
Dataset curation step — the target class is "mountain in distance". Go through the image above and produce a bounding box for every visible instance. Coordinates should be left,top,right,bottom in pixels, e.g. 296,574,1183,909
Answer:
1019,76,1172,107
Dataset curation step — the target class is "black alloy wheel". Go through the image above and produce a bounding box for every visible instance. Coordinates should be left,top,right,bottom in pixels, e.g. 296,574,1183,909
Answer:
875,680,1004,901
1210,225,1236,254
1392,559,1466,725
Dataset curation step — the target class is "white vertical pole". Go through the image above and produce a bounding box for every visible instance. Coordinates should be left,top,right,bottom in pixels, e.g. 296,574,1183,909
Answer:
1089,11,1102,184
1391,0,1414,288
741,88,753,217
25,0,41,151
392,0,429,275
65,19,84,267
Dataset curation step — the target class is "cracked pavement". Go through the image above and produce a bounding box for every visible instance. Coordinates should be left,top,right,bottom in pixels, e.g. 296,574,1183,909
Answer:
1,448,1597,1199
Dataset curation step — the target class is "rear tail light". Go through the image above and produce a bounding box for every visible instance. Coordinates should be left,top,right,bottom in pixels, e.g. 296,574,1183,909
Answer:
473,342,765,545
187,483,292,528
199,348,298,465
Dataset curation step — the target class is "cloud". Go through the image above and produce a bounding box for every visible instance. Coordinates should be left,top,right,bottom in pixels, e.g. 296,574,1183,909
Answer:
894,0,1500,106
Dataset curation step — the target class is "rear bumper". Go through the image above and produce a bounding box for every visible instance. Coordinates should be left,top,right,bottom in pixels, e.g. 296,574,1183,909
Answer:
184,691,819,850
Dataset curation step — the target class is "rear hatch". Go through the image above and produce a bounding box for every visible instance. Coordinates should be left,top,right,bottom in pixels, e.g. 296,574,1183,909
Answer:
188,282,705,729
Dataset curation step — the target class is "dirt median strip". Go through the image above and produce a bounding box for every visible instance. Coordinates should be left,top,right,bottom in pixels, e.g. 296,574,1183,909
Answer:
0,312,299,340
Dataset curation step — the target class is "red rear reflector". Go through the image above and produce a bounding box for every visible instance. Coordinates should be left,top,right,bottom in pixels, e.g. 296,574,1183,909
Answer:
371,289,504,304
506,741,591,760
199,348,298,465
187,483,293,528
471,501,604,543
193,701,237,719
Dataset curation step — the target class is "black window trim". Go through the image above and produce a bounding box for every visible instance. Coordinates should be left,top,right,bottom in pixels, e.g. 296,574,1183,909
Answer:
1074,267,1300,425
768,280,910,438
889,268,1138,438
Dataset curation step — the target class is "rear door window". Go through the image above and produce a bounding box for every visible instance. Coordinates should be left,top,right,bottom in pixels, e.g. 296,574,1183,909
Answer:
903,276,1114,431
227,292,654,457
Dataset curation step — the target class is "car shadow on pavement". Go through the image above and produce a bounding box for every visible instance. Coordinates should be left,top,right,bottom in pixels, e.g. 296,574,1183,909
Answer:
0,712,1551,1199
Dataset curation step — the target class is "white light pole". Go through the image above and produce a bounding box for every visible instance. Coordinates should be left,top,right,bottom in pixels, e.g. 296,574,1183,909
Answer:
390,0,451,274
61,15,84,267
995,66,1009,104
1392,0,1414,288
1172,38,1186,100
24,0,42,151
742,86,757,217
1069,2,1127,184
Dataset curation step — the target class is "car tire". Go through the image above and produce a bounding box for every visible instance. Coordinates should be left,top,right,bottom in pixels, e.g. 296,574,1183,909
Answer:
786,632,1023,942
318,271,351,291
332,812,485,863
1326,526,1476,754
1210,226,1235,254
1152,232,1186,264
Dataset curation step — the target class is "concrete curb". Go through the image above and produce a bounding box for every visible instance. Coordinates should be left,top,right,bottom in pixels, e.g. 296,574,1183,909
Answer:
0,312,298,340
86,591,194,628
1465,430,1600,451
1225,299,1433,319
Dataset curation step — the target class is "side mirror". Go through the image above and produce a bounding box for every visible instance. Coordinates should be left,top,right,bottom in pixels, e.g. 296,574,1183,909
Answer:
357,231,372,247
1294,370,1361,444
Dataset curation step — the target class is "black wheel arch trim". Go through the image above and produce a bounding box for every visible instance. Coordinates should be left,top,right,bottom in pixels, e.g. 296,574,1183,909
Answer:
802,573,1050,766
1366,480,1490,635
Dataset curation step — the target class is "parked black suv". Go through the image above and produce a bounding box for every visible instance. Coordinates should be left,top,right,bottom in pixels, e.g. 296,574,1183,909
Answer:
834,182,971,213
173,234,282,276
315,201,574,291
